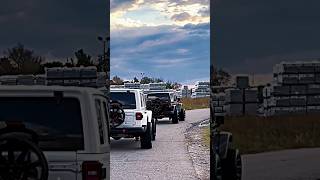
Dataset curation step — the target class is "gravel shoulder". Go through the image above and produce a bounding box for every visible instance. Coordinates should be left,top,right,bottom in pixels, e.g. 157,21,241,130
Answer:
185,118,210,180
110,109,210,180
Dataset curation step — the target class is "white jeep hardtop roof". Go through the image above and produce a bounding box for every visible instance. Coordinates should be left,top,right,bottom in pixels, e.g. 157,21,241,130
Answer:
110,88,143,93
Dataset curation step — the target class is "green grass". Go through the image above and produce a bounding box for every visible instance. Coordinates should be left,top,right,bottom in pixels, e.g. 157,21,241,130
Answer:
181,97,209,110
202,126,211,147
220,115,320,154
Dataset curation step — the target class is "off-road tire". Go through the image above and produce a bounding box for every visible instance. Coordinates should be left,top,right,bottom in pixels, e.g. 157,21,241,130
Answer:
140,122,152,149
221,148,242,180
172,110,179,124
151,119,156,141
212,153,222,180
0,133,49,180
179,109,186,121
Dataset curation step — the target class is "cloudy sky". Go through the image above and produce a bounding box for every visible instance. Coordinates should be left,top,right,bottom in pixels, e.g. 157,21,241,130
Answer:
0,0,108,62
213,0,320,84
110,0,210,85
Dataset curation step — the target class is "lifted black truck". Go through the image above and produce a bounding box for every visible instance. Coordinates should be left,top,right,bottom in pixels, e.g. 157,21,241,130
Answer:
146,91,186,124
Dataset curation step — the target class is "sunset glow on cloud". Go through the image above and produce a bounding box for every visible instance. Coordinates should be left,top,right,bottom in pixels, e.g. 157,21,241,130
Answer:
110,0,210,84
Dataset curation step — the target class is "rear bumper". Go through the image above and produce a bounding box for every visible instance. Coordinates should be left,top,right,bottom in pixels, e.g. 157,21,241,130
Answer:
111,126,146,136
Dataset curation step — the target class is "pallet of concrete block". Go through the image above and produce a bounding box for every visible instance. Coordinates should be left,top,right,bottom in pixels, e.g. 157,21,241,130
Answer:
268,97,290,107
307,95,320,105
225,89,242,103
46,67,64,79
270,85,290,96
225,88,258,103
16,75,35,85
0,75,17,85
273,62,299,74
276,74,299,84
273,61,318,74
46,67,64,85
268,107,292,116
307,84,320,95
299,74,315,84
307,84,320,94
291,85,307,95
225,103,258,116
213,106,225,114
307,106,320,113
62,68,80,86
225,104,242,116
212,93,225,106
315,74,320,83
290,96,307,106
245,89,258,102
34,75,46,85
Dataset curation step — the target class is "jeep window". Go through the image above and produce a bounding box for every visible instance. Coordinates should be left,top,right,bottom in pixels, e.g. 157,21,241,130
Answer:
147,93,170,101
140,93,145,108
0,97,84,151
95,99,106,145
103,101,111,144
110,92,136,109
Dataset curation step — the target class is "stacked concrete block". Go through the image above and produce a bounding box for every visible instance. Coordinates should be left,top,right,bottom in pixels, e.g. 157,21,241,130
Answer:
0,75,17,85
16,75,35,85
225,88,258,116
212,93,226,116
265,61,320,116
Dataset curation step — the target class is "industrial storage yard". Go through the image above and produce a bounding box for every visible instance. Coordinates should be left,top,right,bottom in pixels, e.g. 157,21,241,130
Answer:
213,61,320,180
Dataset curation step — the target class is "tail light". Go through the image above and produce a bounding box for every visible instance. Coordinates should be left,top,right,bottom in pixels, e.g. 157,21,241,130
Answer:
136,112,143,120
82,161,104,180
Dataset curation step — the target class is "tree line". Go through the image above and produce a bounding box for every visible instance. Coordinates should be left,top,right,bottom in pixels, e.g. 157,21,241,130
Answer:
0,44,103,75
111,75,182,89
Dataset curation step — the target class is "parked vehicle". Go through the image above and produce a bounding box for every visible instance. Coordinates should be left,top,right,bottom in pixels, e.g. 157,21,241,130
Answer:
103,88,155,149
146,91,186,124
211,111,242,180
0,85,110,180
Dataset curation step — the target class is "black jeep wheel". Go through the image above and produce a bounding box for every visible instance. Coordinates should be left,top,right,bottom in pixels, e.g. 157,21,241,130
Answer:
140,122,152,149
212,153,222,180
0,133,49,180
151,119,156,141
172,110,179,124
221,148,242,180
179,109,186,121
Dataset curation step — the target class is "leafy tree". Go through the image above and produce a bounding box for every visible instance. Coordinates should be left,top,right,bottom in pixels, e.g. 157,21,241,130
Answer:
211,66,231,86
111,75,124,85
140,76,153,84
133,77,139,83
0,57,16,75
4,44,43,74
42,61,64,68
165,81,181,89
75,49,93,67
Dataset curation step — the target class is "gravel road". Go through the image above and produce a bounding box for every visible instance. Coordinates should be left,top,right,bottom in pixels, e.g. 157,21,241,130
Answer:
110,109,210,180
243,148,320,180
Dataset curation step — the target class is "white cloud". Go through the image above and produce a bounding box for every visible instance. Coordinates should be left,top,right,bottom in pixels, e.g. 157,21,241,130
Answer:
110,0,209,29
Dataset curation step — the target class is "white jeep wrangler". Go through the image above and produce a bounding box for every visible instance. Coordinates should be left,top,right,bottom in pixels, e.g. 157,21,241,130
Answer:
0,85,110,180
103,88,155,149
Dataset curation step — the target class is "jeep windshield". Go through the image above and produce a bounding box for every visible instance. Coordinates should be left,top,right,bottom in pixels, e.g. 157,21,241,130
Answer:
0,97,84,151
110,92,136,109
147,93,170,101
